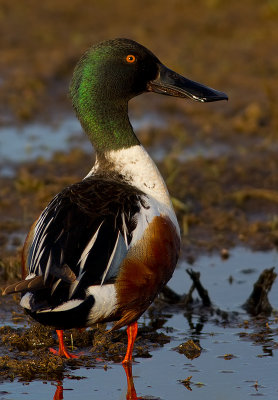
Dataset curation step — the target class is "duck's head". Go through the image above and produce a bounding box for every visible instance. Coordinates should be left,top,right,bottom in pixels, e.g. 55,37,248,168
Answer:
70,38,227,152
70,38,227,108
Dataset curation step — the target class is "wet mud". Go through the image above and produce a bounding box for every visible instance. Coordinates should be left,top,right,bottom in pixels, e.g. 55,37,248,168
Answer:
1,138,278,277
0,264,276,382
0,315,170,382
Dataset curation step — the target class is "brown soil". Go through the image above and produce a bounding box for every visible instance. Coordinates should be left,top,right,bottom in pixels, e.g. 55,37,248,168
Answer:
0,316,170,381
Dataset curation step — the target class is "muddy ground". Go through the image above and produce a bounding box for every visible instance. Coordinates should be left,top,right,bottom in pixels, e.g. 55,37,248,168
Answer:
0,0,278,384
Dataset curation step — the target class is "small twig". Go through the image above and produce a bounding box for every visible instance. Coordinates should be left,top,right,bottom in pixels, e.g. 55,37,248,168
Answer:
186,268,212,307
160,286,181,304
181,282,195,306
161,269,212,307
243,267,277,315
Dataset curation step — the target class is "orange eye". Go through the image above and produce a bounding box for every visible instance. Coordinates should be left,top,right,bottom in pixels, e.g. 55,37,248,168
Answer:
126,54,136,63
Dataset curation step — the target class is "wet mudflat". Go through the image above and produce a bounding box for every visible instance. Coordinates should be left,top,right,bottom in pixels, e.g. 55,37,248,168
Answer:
0,247,277,399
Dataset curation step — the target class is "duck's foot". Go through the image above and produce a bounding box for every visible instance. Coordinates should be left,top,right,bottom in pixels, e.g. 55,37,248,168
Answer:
49,347,78,359
49,330,79,359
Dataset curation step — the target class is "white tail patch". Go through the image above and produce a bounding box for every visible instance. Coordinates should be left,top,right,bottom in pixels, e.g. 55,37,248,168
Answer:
20,292,32,310
37,299,84,313
87,284,116,324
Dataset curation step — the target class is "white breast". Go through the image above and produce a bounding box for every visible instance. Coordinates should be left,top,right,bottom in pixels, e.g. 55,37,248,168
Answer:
108,145,171,204
86,144,180,235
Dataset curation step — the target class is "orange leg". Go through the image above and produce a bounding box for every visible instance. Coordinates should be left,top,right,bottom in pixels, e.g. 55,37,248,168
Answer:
49,330,78,359
122,322,138,364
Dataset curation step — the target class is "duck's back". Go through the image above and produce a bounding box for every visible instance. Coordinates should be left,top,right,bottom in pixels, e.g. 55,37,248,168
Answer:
20,155,180,329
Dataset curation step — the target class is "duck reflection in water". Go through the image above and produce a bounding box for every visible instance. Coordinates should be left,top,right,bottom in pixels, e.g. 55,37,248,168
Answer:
53,363,142,400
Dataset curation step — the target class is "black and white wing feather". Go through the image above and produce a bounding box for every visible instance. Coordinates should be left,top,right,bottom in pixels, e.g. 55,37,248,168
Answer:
23,175,148,311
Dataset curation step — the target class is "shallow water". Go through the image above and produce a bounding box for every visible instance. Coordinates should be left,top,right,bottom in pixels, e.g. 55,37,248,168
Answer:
0,112,233,177
0,247,277,399
0,112,164,169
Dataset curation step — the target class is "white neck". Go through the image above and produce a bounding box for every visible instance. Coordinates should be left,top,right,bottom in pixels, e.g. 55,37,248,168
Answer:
92,145,173,207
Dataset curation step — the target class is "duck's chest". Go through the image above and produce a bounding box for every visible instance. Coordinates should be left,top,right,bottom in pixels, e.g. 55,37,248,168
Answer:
89,144,180,235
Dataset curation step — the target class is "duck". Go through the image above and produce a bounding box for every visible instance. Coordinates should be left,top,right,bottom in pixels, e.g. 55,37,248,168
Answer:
2,38,227,363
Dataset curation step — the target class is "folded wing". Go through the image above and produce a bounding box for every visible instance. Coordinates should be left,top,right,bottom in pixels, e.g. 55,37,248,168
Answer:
8,175,152,312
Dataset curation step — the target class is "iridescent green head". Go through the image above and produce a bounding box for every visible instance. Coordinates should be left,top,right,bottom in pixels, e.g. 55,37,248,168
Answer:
70,38,162,152
70,38,227,153
70,38,159,106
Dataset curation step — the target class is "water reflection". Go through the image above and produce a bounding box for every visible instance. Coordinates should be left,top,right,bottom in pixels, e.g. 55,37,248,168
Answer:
52,363,143,400
122,363,139,400
53,381,63,400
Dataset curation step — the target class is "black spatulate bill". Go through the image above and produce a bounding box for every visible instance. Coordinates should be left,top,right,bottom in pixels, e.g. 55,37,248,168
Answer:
148,63,228,103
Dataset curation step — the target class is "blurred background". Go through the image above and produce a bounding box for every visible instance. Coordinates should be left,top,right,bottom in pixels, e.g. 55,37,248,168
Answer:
1,0,278,267
0,0,277,121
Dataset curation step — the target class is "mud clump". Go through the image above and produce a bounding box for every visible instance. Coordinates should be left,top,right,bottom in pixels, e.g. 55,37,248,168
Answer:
174,339,201,360
0,353,65,382
0,324,55,351
0,322,171,381
0,325,65,381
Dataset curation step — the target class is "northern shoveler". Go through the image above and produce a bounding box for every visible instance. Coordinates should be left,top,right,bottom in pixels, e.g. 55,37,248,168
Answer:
2,38,227,363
